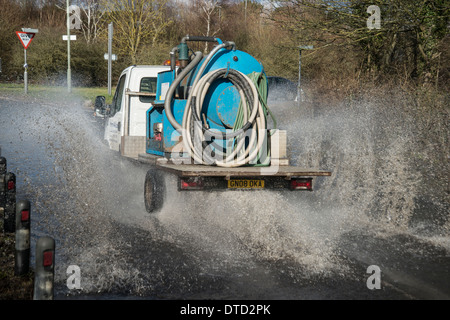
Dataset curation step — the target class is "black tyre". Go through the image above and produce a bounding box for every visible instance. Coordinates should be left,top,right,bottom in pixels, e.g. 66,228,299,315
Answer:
144,169,165,213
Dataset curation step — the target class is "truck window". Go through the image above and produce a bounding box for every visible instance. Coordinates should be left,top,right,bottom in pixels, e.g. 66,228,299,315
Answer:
111,74,126,115
139,77,157,103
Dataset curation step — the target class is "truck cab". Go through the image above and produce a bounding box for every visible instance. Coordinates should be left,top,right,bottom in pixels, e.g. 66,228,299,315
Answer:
96,65,171,159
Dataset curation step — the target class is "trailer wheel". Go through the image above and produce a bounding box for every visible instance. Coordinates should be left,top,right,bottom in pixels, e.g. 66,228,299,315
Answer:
144,169,165,213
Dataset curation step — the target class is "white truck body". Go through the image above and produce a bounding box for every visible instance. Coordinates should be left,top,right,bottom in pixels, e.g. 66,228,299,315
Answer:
103,65,171,158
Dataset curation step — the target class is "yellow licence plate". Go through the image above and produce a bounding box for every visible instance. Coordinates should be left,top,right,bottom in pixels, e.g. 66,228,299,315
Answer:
227,179,265,189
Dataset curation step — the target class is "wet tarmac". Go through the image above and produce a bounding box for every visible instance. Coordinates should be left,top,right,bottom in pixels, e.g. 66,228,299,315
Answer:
0,90,449,304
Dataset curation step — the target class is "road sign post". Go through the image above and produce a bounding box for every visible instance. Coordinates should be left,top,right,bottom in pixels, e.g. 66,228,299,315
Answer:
15,31,36,94
66,0,71,93
62,34,76,93
298,45,313,110
108,23,113,96
24,49,28,94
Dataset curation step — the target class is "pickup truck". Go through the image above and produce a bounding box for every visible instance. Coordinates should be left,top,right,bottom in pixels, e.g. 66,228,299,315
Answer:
96,37,331,213
95,65,171,158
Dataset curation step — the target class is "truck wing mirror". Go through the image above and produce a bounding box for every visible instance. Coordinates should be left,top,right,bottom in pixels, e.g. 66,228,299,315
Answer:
94,96,106,118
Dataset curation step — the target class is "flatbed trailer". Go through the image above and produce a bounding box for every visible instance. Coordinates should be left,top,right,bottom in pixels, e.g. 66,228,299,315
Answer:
138,153,332,213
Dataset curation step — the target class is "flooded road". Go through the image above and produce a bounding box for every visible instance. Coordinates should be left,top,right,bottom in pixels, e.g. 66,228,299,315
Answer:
0,89,449,302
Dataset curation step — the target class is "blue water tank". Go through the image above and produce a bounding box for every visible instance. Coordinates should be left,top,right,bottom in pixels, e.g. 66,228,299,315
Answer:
147,41,267,159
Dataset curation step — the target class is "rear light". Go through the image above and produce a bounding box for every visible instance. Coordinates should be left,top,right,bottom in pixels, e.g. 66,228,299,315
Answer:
7,180,15,191
290,178,312,190
21,210,30,222
43,251,53,267
180,177,204,190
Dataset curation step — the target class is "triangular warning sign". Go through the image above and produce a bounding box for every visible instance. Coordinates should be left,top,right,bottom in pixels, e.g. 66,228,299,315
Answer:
16,31,35,49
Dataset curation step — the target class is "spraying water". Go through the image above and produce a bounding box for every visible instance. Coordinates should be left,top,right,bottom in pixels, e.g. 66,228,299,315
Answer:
0,86,448,298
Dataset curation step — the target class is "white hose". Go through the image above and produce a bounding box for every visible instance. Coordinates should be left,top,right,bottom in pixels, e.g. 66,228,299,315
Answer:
163,44,267,167
182,69,267,167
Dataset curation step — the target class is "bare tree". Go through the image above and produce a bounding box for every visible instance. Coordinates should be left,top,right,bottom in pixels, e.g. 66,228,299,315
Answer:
55,0,105,43
178,0,222,53
102,0,173,64
78,0,105,44
200,0,221,39
203,0,223,52
269,0,449,80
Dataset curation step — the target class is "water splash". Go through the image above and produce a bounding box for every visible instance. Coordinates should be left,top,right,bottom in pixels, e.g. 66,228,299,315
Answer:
156,89,449,277
1,86,448,297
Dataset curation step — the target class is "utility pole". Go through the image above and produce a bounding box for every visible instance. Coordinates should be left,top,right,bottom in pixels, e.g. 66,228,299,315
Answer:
66,0,71,93
104,23,116,96
108,23,113,96
298,45,313,109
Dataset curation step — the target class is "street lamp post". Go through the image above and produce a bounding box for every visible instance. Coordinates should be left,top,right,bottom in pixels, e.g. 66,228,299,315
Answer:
298,45,313,109
67,0,71,93
108,23,113,96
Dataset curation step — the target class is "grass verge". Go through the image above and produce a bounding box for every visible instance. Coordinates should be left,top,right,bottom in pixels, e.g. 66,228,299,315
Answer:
0,227,34,300
0,83,113,105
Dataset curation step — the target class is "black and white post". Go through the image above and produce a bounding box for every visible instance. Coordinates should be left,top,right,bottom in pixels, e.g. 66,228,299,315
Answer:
15,200,31,276
33,236,55,300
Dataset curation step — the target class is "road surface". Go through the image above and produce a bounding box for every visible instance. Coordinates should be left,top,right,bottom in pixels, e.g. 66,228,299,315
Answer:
0,90,448,305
